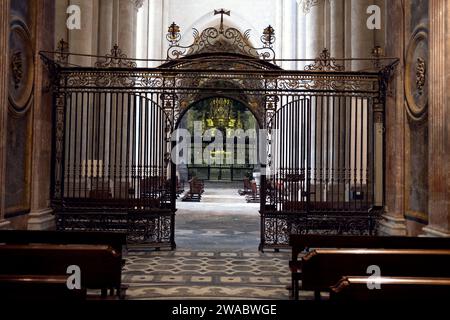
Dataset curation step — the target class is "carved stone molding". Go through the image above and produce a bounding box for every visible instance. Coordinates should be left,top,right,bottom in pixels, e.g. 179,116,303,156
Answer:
416,57,426,95
8,18,34,116
11,51,23,89
297,0,320,14
405,25,428,122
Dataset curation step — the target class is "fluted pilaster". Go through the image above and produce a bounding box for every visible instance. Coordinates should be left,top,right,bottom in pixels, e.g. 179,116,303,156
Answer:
296,4,307,69
329,0,345,58
118,0,136,58
0,0,10,229
147,0,163,66
28,0,56,230
281,0,298,70
423,0,450,237
379,0,407,235
98,0,114,55
306,0,325,59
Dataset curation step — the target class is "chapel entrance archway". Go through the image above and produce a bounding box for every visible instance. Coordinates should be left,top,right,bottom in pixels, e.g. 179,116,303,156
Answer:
175,96,261,184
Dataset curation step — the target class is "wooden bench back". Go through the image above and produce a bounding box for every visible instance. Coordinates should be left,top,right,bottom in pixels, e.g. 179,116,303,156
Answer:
0,244,122,290
0,275,87,301
330,276,450,302
289,235,450,262
301,248,450,291
251,181,258,195
0,230,127,254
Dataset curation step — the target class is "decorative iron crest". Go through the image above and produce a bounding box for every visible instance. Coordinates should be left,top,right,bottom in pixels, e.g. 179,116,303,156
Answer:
55,39,69,65
95,44,137,68
166,10,276,62
304,48,345,72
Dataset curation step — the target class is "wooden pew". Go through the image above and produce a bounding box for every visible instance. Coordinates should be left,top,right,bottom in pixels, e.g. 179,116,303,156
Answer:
238,177,252,196
301,248,450,300
0,275,87,301
182,177,204,202
0,230,127,255
0,230,128,282
245,181,260,203
0,243,125,299
289,235,450,299
330,276,450,302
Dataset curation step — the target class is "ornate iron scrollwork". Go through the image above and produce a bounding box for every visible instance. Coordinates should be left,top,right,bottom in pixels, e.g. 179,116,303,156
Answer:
166,10,276,62
40,15,397,250
261,25,275,48
304,48,345,72
166,25,276,62
167,22,181,45
55,39,69,65
95,44,137,68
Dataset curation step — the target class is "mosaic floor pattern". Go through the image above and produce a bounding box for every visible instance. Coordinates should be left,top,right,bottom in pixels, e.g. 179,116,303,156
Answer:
123,250,312,300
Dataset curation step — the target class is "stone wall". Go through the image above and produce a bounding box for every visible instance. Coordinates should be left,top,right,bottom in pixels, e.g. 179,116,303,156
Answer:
0,0,55,230
383,0,450,236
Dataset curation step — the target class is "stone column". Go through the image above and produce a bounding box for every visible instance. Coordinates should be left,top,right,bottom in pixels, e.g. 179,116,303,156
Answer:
281,0,297,70
423,0,450,237
98,0,114,56
306,0,324,59
0,0,10,229
55,0,69,48
69,0,95,66
118,0,136,58
379,0,406,235
148,0,164,66
27,0,56,230
328,0,346,203
304,1,325,188
351,0,373,70
136,0,149,66
329,0,345,58
132,1,144,58
296,6,307,69
374,0,386,48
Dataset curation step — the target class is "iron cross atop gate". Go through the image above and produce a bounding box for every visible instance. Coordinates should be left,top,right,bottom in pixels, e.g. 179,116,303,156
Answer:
214,8,230,33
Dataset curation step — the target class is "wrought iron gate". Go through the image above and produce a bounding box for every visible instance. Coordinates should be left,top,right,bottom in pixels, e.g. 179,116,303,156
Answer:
262,94,377,249
42,24,397,250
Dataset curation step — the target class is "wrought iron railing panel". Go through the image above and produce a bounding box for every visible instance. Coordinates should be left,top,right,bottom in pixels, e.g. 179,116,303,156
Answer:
41,38,397,249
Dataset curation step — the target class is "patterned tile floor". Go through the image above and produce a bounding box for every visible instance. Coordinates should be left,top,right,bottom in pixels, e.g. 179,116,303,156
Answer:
122,183,314,300
123,250,313,300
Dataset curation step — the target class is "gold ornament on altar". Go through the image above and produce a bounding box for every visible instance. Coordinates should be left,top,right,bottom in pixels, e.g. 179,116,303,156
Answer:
203,98,243,132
